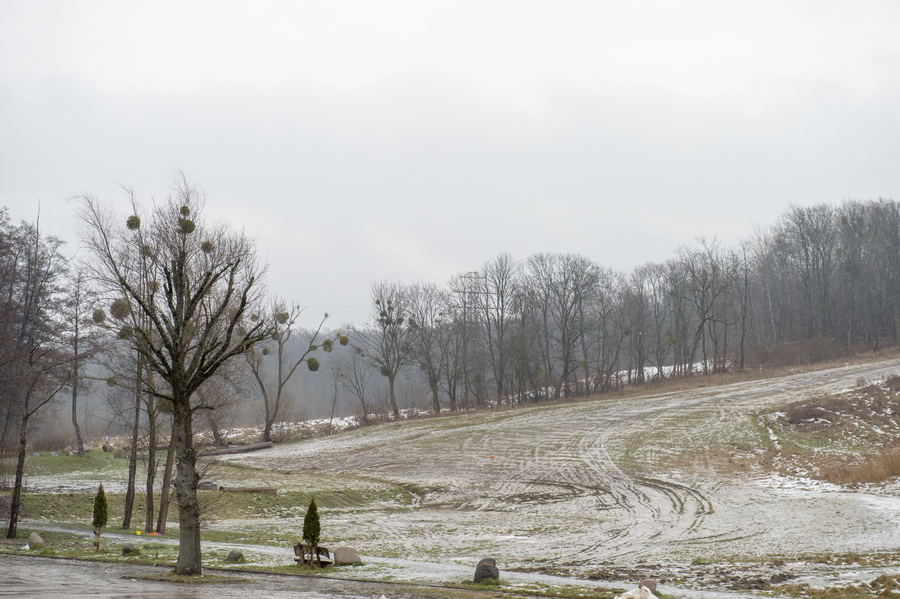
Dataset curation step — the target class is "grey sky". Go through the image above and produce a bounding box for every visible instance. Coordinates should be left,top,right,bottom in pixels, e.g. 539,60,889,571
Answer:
2,1,900,326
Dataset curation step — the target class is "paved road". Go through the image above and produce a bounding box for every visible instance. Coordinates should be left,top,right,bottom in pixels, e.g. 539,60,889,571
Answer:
0,553,423,599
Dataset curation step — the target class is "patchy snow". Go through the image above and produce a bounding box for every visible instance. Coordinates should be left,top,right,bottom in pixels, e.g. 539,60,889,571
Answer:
211,358,900,578
20,357,900,597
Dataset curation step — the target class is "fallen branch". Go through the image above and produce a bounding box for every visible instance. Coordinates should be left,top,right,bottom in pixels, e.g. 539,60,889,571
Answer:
201,442,274,456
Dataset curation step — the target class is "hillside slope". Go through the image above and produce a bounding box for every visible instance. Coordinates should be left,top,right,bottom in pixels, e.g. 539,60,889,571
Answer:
217,358,900,575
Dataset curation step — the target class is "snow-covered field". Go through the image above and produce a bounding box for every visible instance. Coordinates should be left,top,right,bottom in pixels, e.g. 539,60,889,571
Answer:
19,357,900,595
203,358,900,591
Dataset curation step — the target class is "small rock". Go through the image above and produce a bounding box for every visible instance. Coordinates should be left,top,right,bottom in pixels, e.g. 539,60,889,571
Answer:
49,451,58,457
64,445,72,453
26,532,43,547
114,449,127,459
640,579,658,593
225,549,244,563
333,546,361,565
122,542,139,555
474,557,499,583
31,452,40,457
197,481,217,490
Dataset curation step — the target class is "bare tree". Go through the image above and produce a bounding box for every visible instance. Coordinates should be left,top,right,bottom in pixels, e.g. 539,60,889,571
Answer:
406,282,450,414
338,346,374,423
246,302,345,443
357,281,414,419
476,254,520,402
6,220,72,539
77,175,270,576
527,253,599,398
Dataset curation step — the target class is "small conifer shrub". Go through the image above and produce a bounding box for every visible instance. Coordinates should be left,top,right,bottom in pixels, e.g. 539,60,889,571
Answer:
92,483,108,552
302,497,321,565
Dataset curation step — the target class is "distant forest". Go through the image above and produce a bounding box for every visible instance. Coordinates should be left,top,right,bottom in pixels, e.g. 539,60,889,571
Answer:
348,199,900,419
1,199,899,451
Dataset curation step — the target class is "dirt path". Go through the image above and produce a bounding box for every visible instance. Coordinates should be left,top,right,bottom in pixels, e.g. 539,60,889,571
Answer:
216,358,900,589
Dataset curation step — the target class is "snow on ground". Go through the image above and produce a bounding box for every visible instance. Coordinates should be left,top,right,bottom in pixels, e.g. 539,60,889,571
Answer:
209,358,900,584
19,358,900,596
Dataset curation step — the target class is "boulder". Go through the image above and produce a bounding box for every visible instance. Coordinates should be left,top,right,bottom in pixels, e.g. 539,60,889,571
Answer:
640,579,657,593
26,532,43,548
474,557,499,583
114,448,127,459
333,546,361,565
122,542,140,555
225,549,244,563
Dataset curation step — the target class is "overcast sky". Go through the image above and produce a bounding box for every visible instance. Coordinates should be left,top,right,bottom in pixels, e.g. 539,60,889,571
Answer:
2,1,900,326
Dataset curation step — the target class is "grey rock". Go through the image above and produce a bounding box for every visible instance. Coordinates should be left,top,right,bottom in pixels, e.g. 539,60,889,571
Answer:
26,532,43,547
225,549,244,563
474,557,499,583
114,448,127,459
333,546,361,565
640,579,658,593
122,542,139,555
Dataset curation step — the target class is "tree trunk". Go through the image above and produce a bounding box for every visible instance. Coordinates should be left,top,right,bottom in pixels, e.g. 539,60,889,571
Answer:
144,406,157,533
262,390,274,443
5,412,28,539
156,435,175,534
122,384,141,529
388,376,400,419
71,362,85,455
172,396,202,576
205,410,225,447
430,381,440,415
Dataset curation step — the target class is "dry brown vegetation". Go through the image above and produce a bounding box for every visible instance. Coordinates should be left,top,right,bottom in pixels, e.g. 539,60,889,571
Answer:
774,374,900,484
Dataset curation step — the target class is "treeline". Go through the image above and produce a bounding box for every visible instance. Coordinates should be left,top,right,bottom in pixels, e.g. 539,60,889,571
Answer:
350,199,900,415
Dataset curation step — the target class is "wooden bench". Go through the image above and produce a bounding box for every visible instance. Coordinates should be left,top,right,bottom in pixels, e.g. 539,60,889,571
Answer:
293,542,333,567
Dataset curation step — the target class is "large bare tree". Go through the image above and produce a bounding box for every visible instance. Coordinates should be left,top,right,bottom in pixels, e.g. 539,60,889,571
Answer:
77,175,269,576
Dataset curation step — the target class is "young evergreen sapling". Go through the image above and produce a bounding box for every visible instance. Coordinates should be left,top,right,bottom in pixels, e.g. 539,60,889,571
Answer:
92,483,108,552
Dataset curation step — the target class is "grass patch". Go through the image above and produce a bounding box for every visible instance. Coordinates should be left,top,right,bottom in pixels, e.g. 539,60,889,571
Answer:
23,451,125,477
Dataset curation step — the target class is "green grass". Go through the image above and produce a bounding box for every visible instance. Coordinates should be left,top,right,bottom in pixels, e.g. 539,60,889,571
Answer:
22,450,127,477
